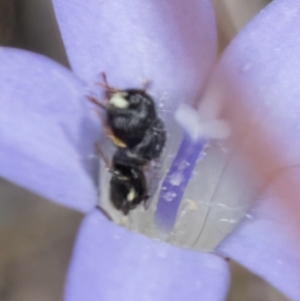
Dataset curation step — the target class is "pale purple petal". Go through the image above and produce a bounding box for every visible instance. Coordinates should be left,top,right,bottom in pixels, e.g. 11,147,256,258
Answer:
210,0,300,169
207,0,300,298
0,47,100,212
217,169,300,301
65,210,230,301
52,0,216,108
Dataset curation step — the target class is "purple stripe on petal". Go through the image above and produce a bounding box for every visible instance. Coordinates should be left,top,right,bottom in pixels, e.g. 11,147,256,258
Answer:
155,134,207,232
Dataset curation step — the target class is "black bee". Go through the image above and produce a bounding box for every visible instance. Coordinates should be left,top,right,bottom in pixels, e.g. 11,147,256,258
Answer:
89,73,166,214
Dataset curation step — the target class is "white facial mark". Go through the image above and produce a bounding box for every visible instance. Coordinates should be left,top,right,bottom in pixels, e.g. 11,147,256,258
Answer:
109,92,129,109
127,188,136,202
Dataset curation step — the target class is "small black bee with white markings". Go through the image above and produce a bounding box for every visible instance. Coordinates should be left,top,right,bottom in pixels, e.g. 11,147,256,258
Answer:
89,73,166,214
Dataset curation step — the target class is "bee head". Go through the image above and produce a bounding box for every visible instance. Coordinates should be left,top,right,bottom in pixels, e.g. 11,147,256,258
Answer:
106,89,159,148
108,89,156,117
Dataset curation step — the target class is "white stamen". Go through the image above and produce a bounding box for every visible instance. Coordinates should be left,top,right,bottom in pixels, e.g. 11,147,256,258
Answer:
175,103,231,141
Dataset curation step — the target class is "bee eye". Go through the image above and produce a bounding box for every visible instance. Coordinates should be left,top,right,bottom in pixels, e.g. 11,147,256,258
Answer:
109,93,129,109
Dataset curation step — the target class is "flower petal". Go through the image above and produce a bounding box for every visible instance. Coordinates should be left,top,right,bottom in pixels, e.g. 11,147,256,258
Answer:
52,0,216,107
65,210,230,301
217,169,300,301
205,0,300,298
0,47,100,212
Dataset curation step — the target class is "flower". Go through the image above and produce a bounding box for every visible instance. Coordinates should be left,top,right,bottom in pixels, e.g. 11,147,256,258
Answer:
1,0,300,300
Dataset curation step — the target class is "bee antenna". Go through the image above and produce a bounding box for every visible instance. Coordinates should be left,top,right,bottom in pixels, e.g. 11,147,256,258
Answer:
95,205,113,221
94,142,112,171
97,72,120,93
87,96,107,110
101,72,108,85
141,79,151,92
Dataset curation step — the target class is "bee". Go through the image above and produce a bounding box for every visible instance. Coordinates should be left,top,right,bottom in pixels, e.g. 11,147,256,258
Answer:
89,73,166,214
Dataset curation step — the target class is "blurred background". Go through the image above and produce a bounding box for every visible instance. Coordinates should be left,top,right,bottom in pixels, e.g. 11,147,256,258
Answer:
0,0,291,300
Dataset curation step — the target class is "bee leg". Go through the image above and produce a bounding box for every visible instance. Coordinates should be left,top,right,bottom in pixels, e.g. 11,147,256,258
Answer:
102,123,116,144
91,108,103,120
103,123,112,136
95,205,112,221
102,123,127,148
97,72,120,94
94,142,112,171
87,95,107,110
90,110,115,149
89,108,109,133
143,194,151,210
100,72,109,88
